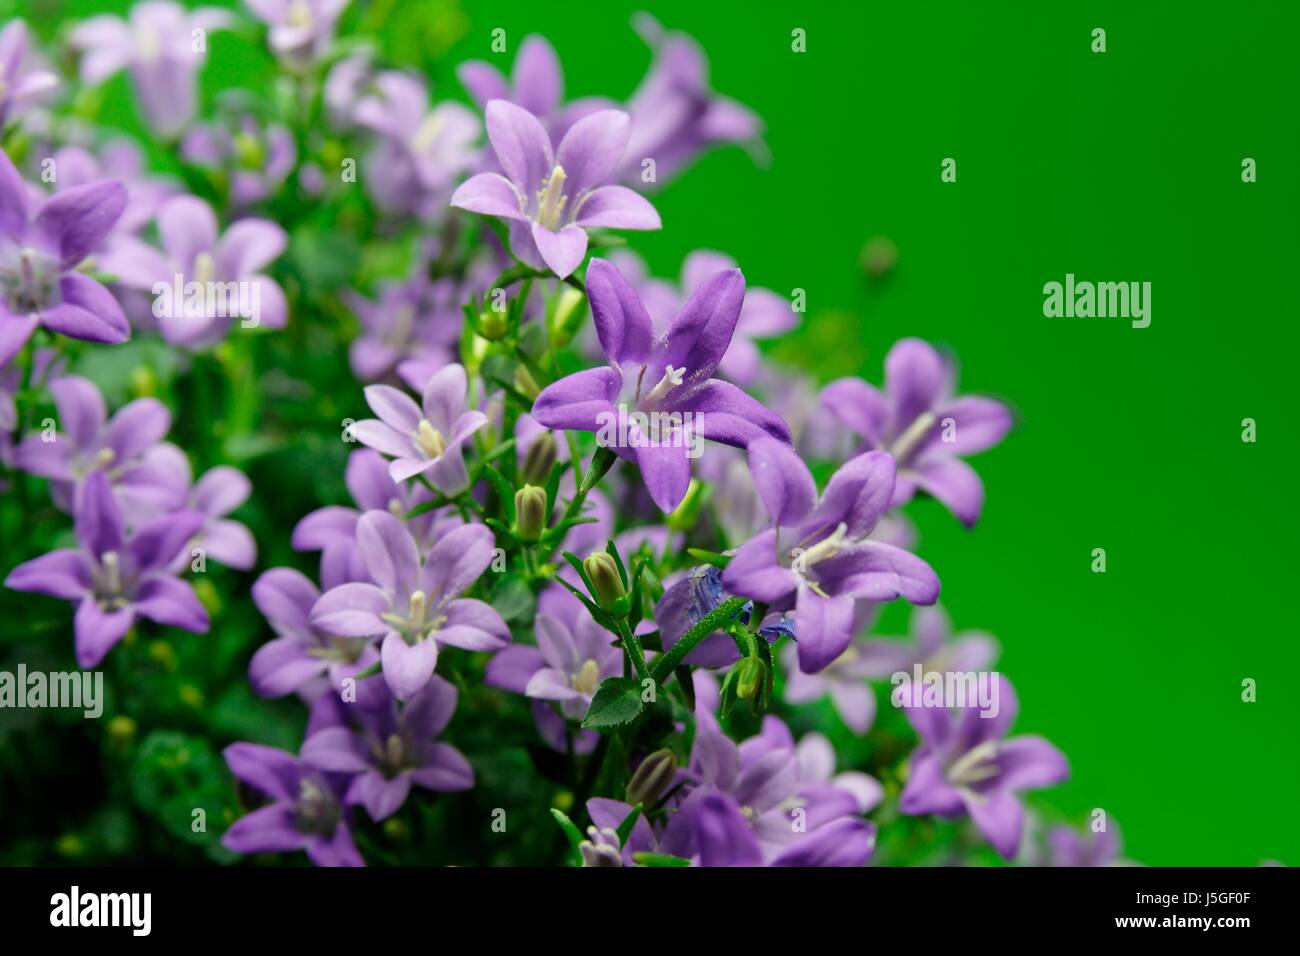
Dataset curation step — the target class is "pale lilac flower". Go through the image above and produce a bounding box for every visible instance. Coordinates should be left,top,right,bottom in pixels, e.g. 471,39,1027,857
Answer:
69,2,233,138
0,149,129,364
821,338,1013,526
301,675,473,821
612,249,795,385
353,72,480,217
617,13,763,187
857,604,999,678
722,437,939,673
310,512,509,700
1048,822,1125,867
222,742,364,867
794,731,884,813
249,566,377,698
12,375,184,517
245,0,349,68
350,363,487,489
184,465,257,570
4,470,208,666
0,20,58,126
532,258,791,511
345,273,461,384
900,675,1069,860
451,102,660,278
486,609,621,721
52,140,177,236
105,195,287,347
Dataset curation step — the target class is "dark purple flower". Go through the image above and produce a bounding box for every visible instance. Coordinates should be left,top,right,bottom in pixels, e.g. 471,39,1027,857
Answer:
4,470,209,666
655,564,793,669
451,102,660,278
820,338,1013,526
0,149,129,364
350,363,487,489
222,742,364,866
0,20,58,126
310,512,509,700
899,675,1069,860
300,675,473,821
532,257,791,511
69,2,233,138
722,437,940,673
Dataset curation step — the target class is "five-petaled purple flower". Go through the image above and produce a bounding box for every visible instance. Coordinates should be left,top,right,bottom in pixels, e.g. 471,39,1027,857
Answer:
821,338,1013,527
532,257,791,512
899,675,1068,860
245,0,350,69
351,362,487,489
485,608,622,721
723,437,940,673
0,149,129,364
222,742,364,867
451,101,661,278
310,512,509,700
4,470,209,666
301,674,473,821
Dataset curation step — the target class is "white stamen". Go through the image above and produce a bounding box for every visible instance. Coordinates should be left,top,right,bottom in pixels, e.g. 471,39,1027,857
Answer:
415,420,446,459
889,411,938,464
642,365,685,407
534,165,569,230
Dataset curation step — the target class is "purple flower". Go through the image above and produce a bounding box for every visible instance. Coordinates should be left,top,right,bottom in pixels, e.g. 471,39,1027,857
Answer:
345,272,462,384
820,338,1013,526
655,564,793,669
4,470,209,666
310,512,509,700
222,742,364,867
181,115,297,208
457,34,613,141
899,675,1069,859
617,14,763,187
69,2,233,138
249,567,378,698
451,102,660,278
292,448,456,587
301,675,473,821
532,257,791,512
184,465,257,570
610,249,795,386
1048,822,1124,867
245,0,349,68
52,140,177,236
350,363,487,489
484,609,621,721
353,72,480,217
0,148,129,364
106,195,287,347
722,437,940,673
12,375,183,518
0,20,58,126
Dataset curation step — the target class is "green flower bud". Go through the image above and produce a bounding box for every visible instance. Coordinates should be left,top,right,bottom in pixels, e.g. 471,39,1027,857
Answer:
583,551,627,613
514,484,549,542
477,308,509,341
521,432,558,485
625,748,678,808
547,285,588,348
515,363,541,400
736,655,765,702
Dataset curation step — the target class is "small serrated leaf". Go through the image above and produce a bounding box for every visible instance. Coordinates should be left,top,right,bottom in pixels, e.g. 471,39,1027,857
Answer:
581,676,645,729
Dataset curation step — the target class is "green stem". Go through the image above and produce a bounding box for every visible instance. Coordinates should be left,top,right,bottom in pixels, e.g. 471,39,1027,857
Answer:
614,617,651,683
650,597,748,683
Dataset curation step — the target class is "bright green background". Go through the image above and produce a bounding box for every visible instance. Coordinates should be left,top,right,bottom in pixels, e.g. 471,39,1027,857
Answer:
19,0,1299,865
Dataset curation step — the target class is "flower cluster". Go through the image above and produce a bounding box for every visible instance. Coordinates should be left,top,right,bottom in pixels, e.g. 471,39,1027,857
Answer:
0,5,1115,870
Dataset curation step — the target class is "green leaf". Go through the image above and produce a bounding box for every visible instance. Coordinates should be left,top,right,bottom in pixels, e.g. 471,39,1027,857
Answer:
581,676,645,729
686,547,732,569
615,803,644,847
549,808,585,866
604,538,629,590
633,852,691,867
483,464,517,524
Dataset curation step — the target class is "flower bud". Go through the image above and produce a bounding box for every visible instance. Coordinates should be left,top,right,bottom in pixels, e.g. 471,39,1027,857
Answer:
625,748,678,808
666,478,707,532
736,655,765,702
521,432,558,485
583,551,627,613
477,308,509,341
514,484,548,542
547,285,588,348
515,363,541,400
